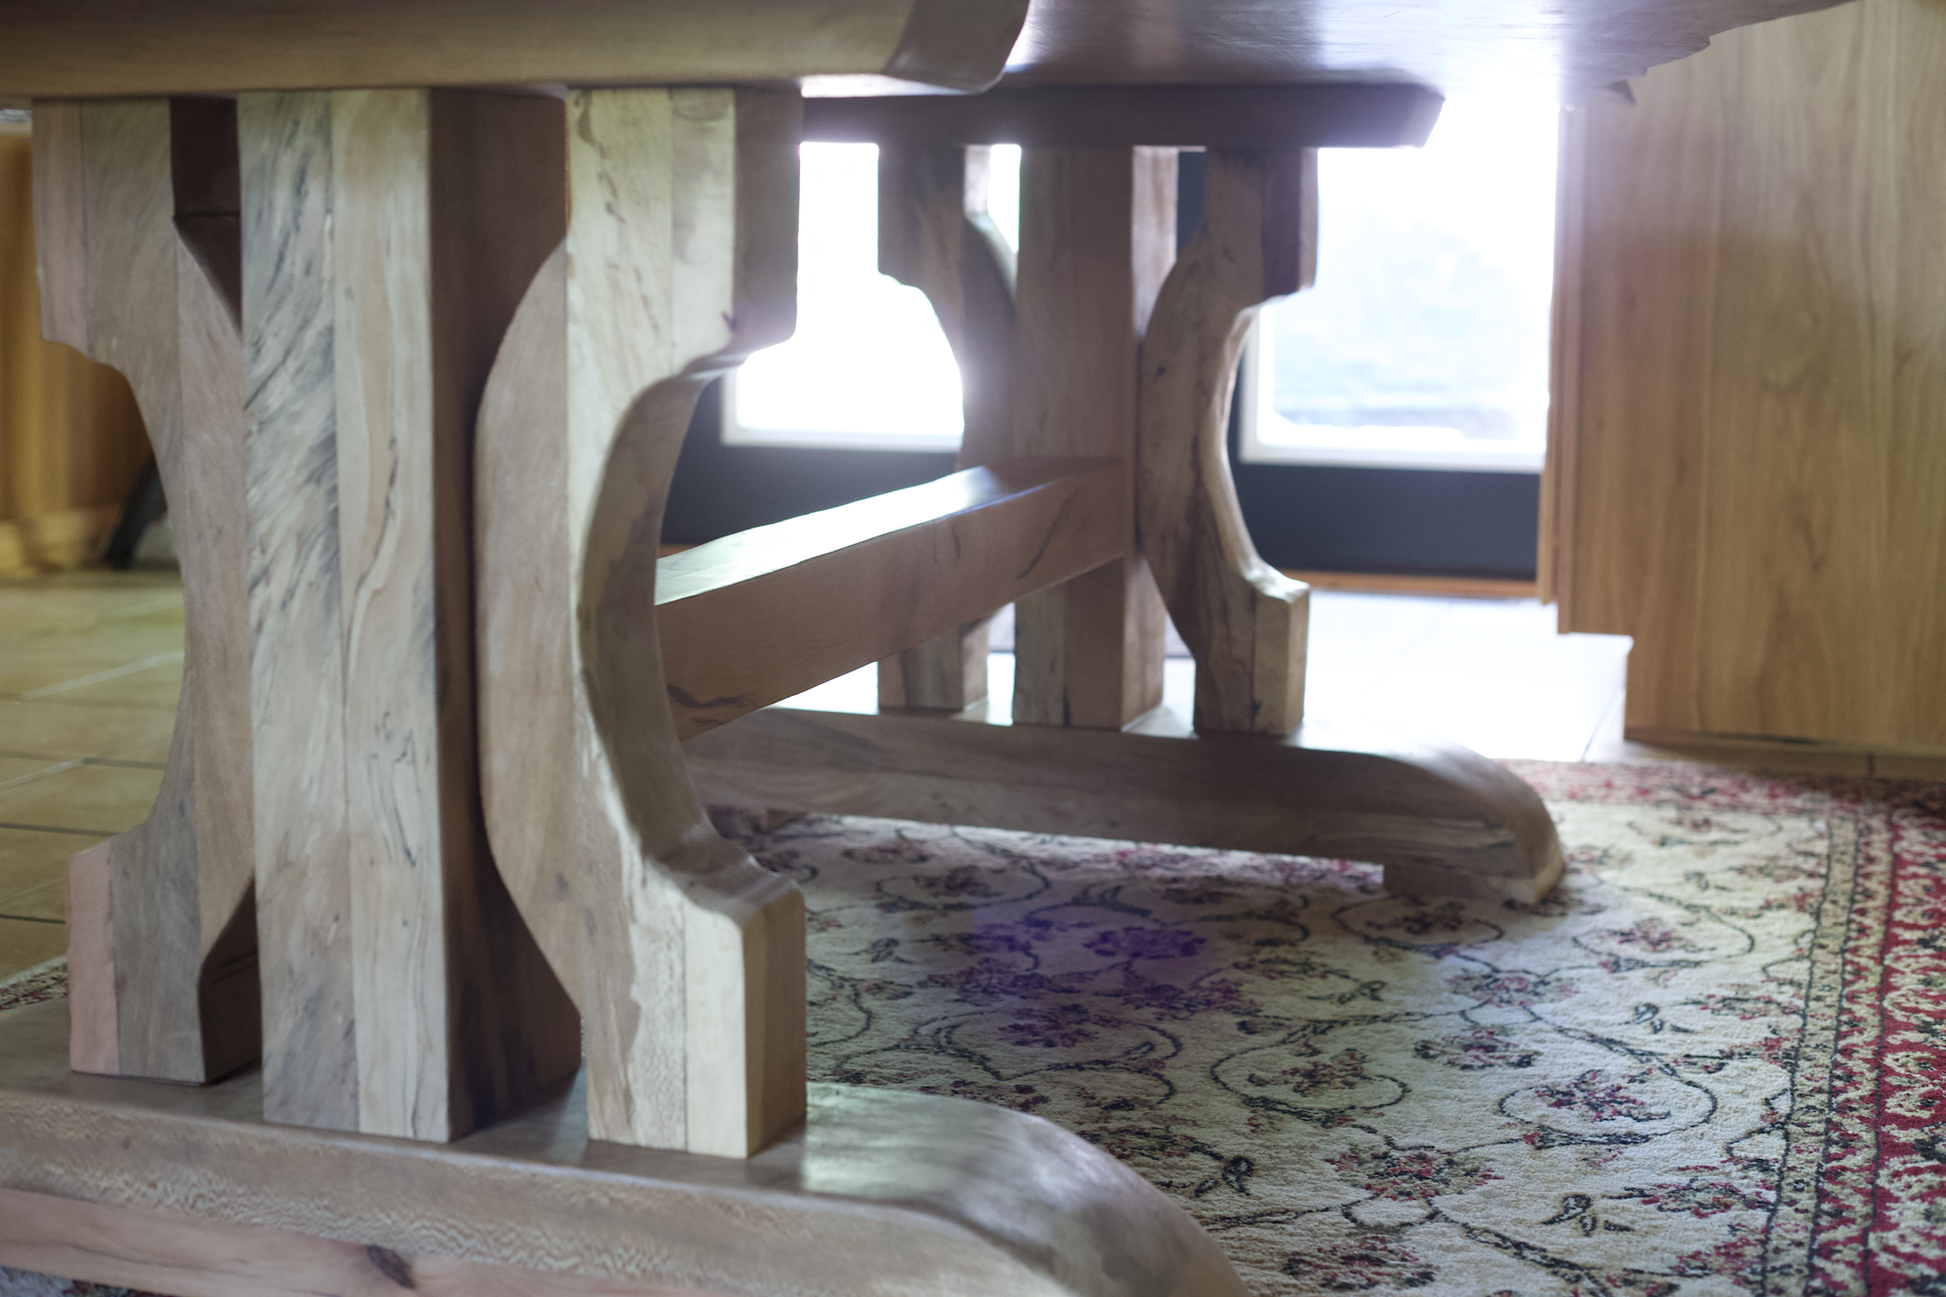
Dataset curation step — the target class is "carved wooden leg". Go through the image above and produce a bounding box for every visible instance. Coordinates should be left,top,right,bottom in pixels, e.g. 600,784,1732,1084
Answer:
874,144,1016,710
1138,149,1316,738
237,88,577,1139
477,88,805,1156
36,98,257,1084
1008,147,1175,729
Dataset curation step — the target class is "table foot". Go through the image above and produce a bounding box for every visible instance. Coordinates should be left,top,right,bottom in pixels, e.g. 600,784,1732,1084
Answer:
686,703,1563,903
0,1000,1244,1297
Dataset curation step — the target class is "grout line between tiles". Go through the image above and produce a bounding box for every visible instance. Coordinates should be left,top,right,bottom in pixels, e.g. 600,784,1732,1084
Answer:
0,822,118,838
0,761,81,794
16,651,185,700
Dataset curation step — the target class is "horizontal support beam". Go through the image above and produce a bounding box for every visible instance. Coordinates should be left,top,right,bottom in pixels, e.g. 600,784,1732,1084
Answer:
0,1001,1241,1297
659,456,1125,740
802,83,1444,149
686,694,1562,903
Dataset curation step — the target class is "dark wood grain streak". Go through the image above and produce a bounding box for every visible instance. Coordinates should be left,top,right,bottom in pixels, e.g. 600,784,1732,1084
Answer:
239,89,356,1131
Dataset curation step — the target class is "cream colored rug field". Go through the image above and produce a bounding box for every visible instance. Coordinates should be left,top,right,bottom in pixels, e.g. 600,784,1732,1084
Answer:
5,761,1943,1296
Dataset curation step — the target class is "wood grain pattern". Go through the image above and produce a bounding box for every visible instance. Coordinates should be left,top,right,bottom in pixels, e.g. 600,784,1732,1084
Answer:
1553,0,1946,750
241,90,354,1128
478,88,807,1156
687,700,1563,902
662,457,1124,738
1007,147,1176,730
998,0,1852,98
805,83,1444,149
62,841,117,1074
874,144,1017,710
241,88,577,1139
0,1000,1245,1297
0,0,1029,98
1138,149,1316,736
0,1188,705,1297
32,97,258,1084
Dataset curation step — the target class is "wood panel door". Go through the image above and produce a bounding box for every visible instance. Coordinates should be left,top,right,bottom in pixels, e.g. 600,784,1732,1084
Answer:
1544,0,1946,752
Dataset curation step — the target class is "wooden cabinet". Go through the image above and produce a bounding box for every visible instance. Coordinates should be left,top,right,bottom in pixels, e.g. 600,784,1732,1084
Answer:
1544,0,1946,753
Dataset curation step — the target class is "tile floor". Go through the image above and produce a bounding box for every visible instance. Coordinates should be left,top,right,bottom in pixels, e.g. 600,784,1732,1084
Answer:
3,569,1941,978
0,569,182,976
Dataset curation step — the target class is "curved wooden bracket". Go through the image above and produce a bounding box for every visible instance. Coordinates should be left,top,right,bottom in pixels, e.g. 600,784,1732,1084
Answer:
1138,149,1317,736
36,97,258,1086
874,144,1018,710
478,88,806,1156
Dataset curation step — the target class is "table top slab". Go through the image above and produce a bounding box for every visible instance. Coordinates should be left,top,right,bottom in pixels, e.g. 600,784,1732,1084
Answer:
0,0,1027,101
2,0,1851,104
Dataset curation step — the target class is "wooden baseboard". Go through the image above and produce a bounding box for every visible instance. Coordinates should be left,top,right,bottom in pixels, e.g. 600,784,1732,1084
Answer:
1281,569,1539,599
1624,727,1946,763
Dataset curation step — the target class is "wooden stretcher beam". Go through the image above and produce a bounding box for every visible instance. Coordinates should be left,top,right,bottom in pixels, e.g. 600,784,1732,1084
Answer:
659,456,1125,740
803,83,1444,149
686,689,1564,903
0,1000,1243,1297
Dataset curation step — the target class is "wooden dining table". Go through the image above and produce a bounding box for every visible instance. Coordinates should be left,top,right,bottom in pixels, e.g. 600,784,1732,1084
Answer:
0,2,1850,1293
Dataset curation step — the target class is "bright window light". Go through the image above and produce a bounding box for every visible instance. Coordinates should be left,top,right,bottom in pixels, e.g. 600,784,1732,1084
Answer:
1242,97,1558,473
728,143,1019,452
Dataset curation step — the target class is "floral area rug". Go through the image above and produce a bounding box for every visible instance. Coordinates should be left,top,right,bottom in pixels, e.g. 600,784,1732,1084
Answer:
4,761,1943,1297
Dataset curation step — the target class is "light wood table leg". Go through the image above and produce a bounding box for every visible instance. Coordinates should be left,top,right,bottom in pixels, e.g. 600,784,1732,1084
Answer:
477,88,806,1157
875,144,1016,710
236,88,579,1139
1139,149,1317,737
11,76,1249,1297
1007,147,1176,729
36,98,258,1086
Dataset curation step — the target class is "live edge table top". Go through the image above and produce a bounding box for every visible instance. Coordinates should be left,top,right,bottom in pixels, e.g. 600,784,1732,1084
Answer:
0,0,1854,106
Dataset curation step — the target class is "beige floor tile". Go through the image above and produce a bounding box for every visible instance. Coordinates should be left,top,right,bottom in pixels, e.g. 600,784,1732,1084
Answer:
0,763,163,835
106,735,175,765
0,755,67,789
0,586,183,641
102,603,188,636
0,879,64,921
0,917,66,979
10,568,183,592
0,644,163,696
42,660,185,710
15,619,189,665
0,825,92,905
0,699,179,760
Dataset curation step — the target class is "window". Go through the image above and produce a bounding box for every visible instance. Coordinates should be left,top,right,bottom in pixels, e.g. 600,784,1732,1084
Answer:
726,142,1020,453
1241,97,1558,474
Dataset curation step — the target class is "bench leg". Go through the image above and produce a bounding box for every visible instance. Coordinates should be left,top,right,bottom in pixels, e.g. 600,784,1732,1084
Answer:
36,98,257,1085
476,88,804,1156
